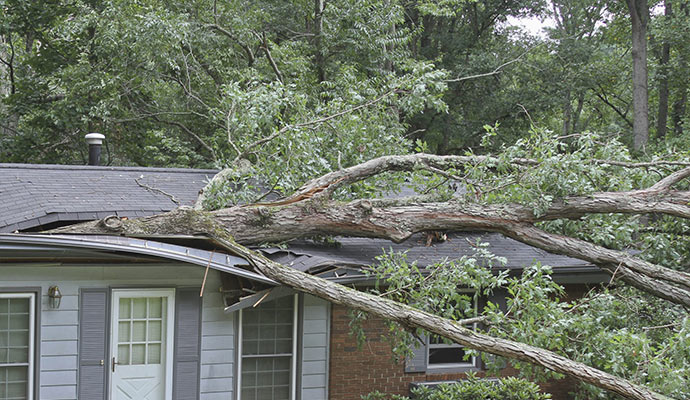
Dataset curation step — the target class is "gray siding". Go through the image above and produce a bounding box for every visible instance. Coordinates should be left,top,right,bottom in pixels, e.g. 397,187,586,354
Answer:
0,264,219,400
300,295,330,400
200,270,235,400
0,265,330,400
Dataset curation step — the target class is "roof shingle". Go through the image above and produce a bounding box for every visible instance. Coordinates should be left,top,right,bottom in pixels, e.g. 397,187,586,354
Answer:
0,163,217,232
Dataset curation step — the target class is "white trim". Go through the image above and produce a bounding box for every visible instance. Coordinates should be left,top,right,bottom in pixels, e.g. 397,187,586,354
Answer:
110,288,176,400
237,294,298,400
237,309,243,398
291,294,298,400
0,292,35,400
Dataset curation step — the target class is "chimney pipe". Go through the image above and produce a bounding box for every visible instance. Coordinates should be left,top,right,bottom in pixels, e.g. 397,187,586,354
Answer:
85,133,105,166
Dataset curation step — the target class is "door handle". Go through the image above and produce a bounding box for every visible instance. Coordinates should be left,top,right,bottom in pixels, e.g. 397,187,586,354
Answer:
112,357,119,373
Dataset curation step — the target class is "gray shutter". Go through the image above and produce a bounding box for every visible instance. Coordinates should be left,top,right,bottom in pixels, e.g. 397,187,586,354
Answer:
78,288,108,400
404,336,428,373
172,288,202,400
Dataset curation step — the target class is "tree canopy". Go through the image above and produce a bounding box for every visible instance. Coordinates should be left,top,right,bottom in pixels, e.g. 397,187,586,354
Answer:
3,0,690,399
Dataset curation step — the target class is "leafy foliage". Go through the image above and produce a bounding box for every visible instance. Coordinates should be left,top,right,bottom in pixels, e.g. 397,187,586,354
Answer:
362,376,551,400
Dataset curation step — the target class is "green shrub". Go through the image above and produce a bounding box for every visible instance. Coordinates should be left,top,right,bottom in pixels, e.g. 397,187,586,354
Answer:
362,377,551,400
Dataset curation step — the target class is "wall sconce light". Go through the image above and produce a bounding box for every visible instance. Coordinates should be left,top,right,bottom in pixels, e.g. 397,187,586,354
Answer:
48,286,62,309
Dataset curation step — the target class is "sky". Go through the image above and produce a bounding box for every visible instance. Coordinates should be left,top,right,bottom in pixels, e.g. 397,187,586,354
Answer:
505,15,557,37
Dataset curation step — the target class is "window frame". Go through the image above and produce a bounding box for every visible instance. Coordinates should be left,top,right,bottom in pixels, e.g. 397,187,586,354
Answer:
405,290,480,374
0,292,36,400
426,290,479,372
425,319,478,372
236,294,298,400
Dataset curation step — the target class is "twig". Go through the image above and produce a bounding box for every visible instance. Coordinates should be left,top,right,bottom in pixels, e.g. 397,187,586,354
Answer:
445,42,544,83
260,32,284,84
608,262,623,287
234,89,397,162
517,103,535,127
206,23,255,65
152,117,218,162
135,177,181,206
200,251,214,297
226,102,241,156
642,322,679,331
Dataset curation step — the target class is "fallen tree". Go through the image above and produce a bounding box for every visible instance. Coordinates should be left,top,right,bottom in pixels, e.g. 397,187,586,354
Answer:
53,152,690,399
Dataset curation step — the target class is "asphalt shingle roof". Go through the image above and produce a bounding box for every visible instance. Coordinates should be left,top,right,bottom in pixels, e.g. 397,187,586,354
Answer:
0,163,598,278
265,232,593,274
0,163,217,232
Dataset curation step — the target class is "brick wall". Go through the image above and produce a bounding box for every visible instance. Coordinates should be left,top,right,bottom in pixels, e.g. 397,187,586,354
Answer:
328,303,579,399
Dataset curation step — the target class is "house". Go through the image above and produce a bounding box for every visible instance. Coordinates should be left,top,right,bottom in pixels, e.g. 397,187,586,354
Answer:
0,163,606,400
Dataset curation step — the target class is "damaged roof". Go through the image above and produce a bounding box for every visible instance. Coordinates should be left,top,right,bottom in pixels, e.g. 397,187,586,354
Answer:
261,232,600,282
0,163,217,232
0,163,601,281
0,233,275,285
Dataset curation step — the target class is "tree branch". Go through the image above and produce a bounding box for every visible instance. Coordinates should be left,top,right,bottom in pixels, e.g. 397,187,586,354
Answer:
445,42,544,83
219,237,670,400
648,166,690,191
151,116,218,162
260,32,284,84
207,23,255,65
232,89,397,163
281,153,690,203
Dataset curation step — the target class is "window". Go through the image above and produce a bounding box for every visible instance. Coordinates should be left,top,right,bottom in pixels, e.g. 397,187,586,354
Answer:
0,294,35,400
238,296,297,400
406,293,479,373
427,333,476,369
427,294,478,371
116,296,167,365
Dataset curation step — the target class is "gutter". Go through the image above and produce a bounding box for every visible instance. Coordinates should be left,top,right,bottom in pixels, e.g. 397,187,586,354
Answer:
0,233,276,285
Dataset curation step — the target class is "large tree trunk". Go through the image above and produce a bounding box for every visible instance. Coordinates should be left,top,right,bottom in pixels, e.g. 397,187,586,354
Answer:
656,0,672,139
49,153,690,399
312,0,325,83
627,0,650,151
222,239,670,400
671,57,688,137
54,154,690,309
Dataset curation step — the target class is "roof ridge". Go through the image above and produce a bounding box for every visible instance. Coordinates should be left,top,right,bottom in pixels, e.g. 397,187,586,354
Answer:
0,163,219,174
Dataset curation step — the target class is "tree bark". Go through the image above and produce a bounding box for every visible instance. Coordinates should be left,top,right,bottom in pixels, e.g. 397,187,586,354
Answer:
312,0,325,83
627,0,650,151
671,58,687,137
656,0,672,140
52,155,690,308
221,238,670,400
45,153,690,399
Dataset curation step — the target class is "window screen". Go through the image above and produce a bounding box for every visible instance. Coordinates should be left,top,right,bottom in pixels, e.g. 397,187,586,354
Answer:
240,298,295,400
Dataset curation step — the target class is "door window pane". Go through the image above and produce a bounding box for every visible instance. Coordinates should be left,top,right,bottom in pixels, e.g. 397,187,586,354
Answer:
117,297,166,365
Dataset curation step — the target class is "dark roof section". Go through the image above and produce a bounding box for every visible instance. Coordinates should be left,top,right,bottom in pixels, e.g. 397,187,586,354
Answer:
263,232,598,281
0,163,601,281
0,233,275,285
0,163,218,232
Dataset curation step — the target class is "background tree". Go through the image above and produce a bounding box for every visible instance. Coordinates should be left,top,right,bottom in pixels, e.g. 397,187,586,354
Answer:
3,1,690,397
626,0,650,150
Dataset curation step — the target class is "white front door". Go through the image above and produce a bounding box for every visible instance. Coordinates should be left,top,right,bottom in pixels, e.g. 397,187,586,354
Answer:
110,289,175,400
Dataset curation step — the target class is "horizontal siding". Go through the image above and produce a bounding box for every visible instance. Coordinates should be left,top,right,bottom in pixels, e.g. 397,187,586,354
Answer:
0,264,332,400
0,264,209,400
300,295,330,400
40,289,78,399
200,272,235,400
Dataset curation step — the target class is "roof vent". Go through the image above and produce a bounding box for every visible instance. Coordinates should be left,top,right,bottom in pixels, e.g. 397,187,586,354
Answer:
84,133,105,166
